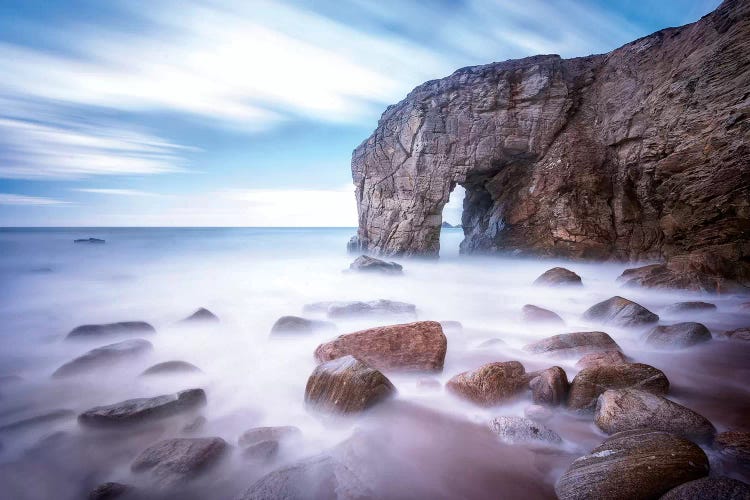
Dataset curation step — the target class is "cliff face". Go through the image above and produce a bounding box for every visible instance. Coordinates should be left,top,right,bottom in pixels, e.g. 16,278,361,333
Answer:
350,0,749,281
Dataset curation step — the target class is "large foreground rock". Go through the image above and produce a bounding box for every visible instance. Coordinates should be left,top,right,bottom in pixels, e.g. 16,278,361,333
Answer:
582,296,658,327
78,389,206,427
305,356,395,414
575,350,627,369
644,322,712,348
594,389,716,442
533,268,582,287
714,430,750,466
660,477,750,500
52,339,153,377
66,321,155,339
524,331,620,358
314,321,446,372
131,437,227,487
528,366,568,406
348,255,403,275
270,316,336,335
446,361,527,407
489,416,561,445
555,429,709,500
567,363,669,411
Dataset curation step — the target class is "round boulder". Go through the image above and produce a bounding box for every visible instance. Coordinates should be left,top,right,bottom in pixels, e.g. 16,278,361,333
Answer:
523,331,621,359
660,477,750,500
446,361,527,407
271,316,336,335
181,308,219,323
567,363,669,411
533,267,582,287
644,322,712,349
489,416,561,445
528,366,569,406
582,296,659,327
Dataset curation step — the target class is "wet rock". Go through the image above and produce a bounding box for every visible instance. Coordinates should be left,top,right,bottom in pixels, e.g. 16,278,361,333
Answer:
533,267,582,287
313,299,416,318
242,440,279,461
52,339,153,378
140,360,202,376
645,322,712,348
662,301,717,314
575,350,627,369
181,308,219,323
270,316,336,335
348,255,403,275
88,481,131,500
524,404,553,423
714,430,750,466
617,256,746,294
660,477,750,500
583,296,659,327
489,416,561,445
0,409,75,433
567,363,669,411
239,426,301,448
521,305,564,325
446,361,527,407
131,437,228,487
523,331,621,358
78,388,207,427
528,366,568,406
722,327,750,341
594,389,716,442
66,321,155,339
304,356,396,414
314,321,446,372
554,429,709,500
74,238,105,244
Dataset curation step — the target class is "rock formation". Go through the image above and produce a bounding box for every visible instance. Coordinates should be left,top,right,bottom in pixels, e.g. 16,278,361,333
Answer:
350,0,749,287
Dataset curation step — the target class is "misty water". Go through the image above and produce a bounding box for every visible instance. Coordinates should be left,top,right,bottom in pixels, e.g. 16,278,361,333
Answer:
0,227,749,499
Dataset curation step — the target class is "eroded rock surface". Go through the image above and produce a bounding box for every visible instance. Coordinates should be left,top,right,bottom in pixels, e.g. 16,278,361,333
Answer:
715,430,750,466
446,361,527,407
528,366,568,406
78,389,206,427
567,363,669,411
140,360,202,376
488,416,561,445
524,331,620,358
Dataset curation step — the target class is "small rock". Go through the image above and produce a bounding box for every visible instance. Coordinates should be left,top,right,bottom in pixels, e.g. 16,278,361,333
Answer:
88,482,131,500
567,363,669,411
348,255,403,275
521,305,565,324
308,299,416,318
78,389,207,427
242,440,279,461
181,308,219,323
644,322,712,348
660,477,750,500
74,238,105,244
528,366,569,406
594,389,716,442
304,356,396,414
524,404,553,423
131,437,228,487
0,409,75,433
270,316,336,335
446,361,527,407
314,321,447,372
554,429,709,500
662,301,717,314
140,360,202,376
575,350,627,369
66,321,155,339
52,339,153,378
533,267,582,287
582,296,659,327
489,416,562,445
714,430,750,466
239,426,301,448
722,327,750,341
523,331,621,358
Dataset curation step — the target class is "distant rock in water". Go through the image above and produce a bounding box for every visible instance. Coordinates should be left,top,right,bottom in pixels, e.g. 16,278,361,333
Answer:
582,296,658,327
521,305,564,325
270,316,336,335
305,299,416,318
181,308,219,323
533,268,582,287
131,437,228,487
348,255,403,275
618,257,748,293
140,361,202,376
441,221,454,228
74,237,105,244
644,322,712,349
524,331,621,359
52,339,153,377
66,321,155,339
0,409,75,433
78,388,206,427
661,301,717,314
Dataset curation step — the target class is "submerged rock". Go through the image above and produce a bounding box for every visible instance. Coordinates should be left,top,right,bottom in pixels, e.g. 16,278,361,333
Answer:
660,477,750,500
567,363,669,411
308,299,416,318
523,331,621,358
489,416,561,445
52,339,153,378
238,426,301,448
582,296,659,327
140,361,202,376
594,389,716,442
533,267,582,287
131,437,228,487
66,321,155,339
555,429,709,500
270,316,336,335
575,350,627,369
314,321,447,372
74,238,105,244
661,301,717,314
88,482,131,500
446,361,527,407
181,308,219,323
644,322,712,348
722,327,750,341
521,305,565,324
348,255,403,275
714,430,750,466
528,366,569,406
304,356,396,414
78,388,206,427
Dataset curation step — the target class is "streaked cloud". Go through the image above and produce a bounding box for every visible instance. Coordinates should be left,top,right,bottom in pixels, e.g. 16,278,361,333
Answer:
0,193,69,206
74,188,162,197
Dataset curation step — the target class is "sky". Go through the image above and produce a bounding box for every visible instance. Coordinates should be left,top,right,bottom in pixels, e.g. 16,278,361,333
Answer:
0,0,721,227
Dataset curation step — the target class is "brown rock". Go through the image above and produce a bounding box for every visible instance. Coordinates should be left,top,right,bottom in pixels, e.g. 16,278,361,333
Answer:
304,356,396,414
446,361,526,407
567,363,669,411
645,322,712,348
594,389,716,442
660,477,750,500
131,437,228,487
723,327,750,341
555,429,709,500
78,389,206,427
528,366,568,406
714,430,750,466
521,305,565,324
532,268,582,287
575,350,627,369
314,321,447,372
524,331,620,358
582,296,659,327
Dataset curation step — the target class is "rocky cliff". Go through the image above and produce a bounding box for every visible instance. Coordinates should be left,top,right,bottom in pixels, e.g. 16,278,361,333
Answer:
350,0,749,285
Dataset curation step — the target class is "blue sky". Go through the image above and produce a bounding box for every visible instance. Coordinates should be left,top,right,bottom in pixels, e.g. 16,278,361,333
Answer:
0,0,721,226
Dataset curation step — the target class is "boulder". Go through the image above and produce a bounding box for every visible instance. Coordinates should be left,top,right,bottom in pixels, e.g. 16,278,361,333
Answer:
348,255,403,275
644,322,712,348
66,321,155,339
78,389,206,427
446,361,527,407
314,321,446,372
617,255,746,294
308,299,416,318
140,360,202,376
594,389,716,442
238,426,301,448
304,356,396,414
582,296,659,327
714,430,750,466
554,429,709,500
575,350,627,369
489,416,561,445
270,316,336,335
181,308,219,323
52,339,153,378
131,437,228,487
533,268,582,287
523,331,620,358
567,363,669,411
722,327,750,341
528,366,569,406
662,301,717,314
88,482,131,500
521,305,564,325
660,477,750,500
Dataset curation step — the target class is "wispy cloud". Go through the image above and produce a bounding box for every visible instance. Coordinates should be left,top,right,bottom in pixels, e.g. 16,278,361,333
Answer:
74,188,162,197
0,193,69,206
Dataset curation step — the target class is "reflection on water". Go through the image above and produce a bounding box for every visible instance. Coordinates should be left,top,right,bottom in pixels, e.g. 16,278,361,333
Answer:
0,227,748,498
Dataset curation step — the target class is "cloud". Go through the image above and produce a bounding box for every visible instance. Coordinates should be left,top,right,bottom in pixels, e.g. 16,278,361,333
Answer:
0,193,69,205
74,188,162,197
